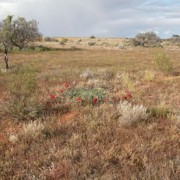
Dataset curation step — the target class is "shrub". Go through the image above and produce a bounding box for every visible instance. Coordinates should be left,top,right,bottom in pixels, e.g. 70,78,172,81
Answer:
44,37,58,42
118,101,148,126
97,69,114,80
121,73,134,90
155,53,173,75
22,120,45,139
133,32,161,47
170,34,180,45
144,70,155,82
88,42,96,46
59,38,68,45
90,35,96,39
80,69,95,79
5,65,44,120
48,83,107,107
9,134,19,144
148,102,171,119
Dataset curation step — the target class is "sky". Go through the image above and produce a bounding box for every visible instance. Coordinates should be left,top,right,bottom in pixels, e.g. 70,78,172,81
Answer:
0,0,180,38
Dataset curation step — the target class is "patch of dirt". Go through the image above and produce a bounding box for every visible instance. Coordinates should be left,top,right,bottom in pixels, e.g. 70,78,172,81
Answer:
58,111,79,124
160,76,180,81
0,120,21,144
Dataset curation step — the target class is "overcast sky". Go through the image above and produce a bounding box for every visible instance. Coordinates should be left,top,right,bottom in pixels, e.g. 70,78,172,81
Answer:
0,0,180,38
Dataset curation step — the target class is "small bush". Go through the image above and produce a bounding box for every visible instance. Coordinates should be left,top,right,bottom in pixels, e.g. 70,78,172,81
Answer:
133,32,162,47
97,69,115,80
9,134,19,144
88,42,96,46
59,38,68,45
170,35,180,45
144,70,155,82
36,45,52,51
22,120,45,139
80,69,95,79
44,37,59,42
48,82,107,107
121,73,134,90
155,53,173,75
118,101,148,126
90,35,96,39
5,65,44,120
148,102,171,119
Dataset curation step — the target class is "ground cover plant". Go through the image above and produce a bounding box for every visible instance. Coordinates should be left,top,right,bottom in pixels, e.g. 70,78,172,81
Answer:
0,40,180,179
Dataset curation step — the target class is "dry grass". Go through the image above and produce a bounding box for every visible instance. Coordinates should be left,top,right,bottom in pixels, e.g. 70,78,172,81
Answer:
0,39,180,179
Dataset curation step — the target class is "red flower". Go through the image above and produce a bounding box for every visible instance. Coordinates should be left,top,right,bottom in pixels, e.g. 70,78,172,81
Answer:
127,91,133,98
92,97,98,104
122,91,133,100
60,89,64,93
113,96,120,102
75,97,82,102
103,98,107,103
122,95,128,100
50,94,55,100
63,82,70,89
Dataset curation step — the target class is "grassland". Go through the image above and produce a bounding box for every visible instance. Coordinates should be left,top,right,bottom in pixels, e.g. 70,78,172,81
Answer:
0,38,180,179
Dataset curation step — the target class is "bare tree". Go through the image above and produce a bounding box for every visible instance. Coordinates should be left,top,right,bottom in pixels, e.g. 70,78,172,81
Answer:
0,15,41,69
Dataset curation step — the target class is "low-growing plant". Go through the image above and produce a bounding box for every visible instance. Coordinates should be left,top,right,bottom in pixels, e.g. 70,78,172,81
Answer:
121,73,134,90
148,102,171,119
88,42,96,46
90,35,96,39
118,101,148,126
80,69,95,79
144,70,155,82
44,37,58,42
5,65,44,120
49,83,107,106
133,32,162,47
9,134,19,144
59,38,68,45
155,53,173,75
22,120,45,139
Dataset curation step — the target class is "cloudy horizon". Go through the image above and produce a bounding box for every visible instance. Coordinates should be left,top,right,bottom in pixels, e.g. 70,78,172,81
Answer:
0,0,180,38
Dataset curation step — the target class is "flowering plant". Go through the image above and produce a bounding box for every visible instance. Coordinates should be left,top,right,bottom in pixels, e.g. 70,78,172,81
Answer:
48,82,133,108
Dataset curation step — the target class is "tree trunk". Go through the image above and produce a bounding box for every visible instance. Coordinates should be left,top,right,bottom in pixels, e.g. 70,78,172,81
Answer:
4,50,9,69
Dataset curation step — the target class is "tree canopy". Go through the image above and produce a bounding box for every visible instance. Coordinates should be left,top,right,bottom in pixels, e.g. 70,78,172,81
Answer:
0,15,41,69
133,32,162,47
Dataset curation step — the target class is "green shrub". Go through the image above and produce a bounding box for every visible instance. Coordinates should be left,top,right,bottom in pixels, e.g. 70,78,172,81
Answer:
148,104,171,119
90,35,96,39
144,70,155,82
155,53,173,75
6,65,44,120
49,84,107,107
44,37,59,42
63,88,107,105
88,42,96,46
59,38,68,45
133,32,162,47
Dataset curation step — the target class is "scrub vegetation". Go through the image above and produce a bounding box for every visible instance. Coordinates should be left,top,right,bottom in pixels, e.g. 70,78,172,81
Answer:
0,18,180,178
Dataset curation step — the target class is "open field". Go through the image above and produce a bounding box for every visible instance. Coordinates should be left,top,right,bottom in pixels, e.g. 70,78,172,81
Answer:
0,40,180,179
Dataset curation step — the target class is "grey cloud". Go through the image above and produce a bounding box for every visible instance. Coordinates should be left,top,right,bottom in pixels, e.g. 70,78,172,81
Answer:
0,0,179,38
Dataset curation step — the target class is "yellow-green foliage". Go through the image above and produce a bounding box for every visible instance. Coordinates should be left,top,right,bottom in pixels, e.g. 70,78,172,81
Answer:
155,53,173,75
6,65,43,120
144,70,155,82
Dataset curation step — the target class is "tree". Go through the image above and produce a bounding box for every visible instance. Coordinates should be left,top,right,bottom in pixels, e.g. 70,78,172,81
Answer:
0,15,14,69
170,34,180,45
0,15,41,69
133,32,161,47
